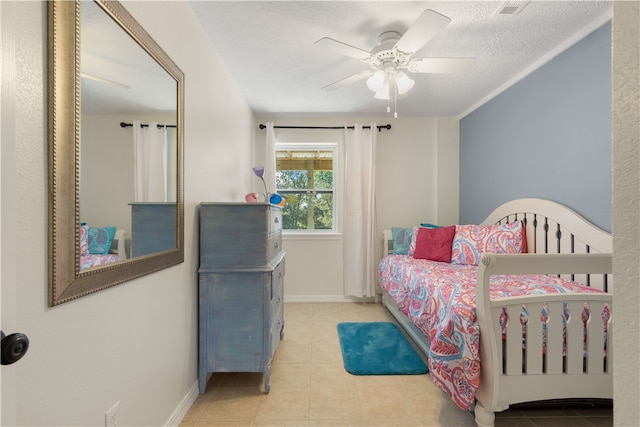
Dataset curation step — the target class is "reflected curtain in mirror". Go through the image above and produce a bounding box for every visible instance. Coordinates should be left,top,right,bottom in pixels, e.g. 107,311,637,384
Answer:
130,120,177,202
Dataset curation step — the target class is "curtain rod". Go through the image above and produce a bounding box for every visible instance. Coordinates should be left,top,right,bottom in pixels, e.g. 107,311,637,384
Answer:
258,124,391,132
120,122,176,129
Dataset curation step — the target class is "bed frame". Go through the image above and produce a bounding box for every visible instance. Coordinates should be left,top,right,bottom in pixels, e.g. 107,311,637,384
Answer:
111,229,128,259
380,198,613,427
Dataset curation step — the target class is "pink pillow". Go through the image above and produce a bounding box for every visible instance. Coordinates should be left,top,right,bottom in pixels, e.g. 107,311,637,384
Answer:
451,221,525,266
412,225,456,262
408,224,440,256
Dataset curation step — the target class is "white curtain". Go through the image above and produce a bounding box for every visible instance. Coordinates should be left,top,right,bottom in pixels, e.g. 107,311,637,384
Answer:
343,123,379,298
165,125,177,202
133,120,170,202
264,122,277,197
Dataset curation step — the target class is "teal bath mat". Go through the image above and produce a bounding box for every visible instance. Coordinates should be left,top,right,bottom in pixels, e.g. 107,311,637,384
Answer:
336,322,428,375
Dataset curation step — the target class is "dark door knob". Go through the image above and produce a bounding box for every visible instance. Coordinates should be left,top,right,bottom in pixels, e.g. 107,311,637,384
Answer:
1,331,29,365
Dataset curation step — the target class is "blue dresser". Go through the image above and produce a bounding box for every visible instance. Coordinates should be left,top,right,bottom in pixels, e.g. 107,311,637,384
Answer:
198,202,285,394
129,202,176,257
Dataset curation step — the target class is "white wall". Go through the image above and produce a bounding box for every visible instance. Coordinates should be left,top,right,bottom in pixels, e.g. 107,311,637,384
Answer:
254,116,459,301
2,1,255,425
612,2,640,425
435,118,460,224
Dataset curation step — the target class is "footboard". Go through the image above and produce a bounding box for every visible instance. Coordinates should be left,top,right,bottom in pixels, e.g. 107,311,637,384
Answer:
474,253,613,427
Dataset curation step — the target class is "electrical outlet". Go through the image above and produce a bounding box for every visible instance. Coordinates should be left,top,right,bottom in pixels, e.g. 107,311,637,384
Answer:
105,401,119,427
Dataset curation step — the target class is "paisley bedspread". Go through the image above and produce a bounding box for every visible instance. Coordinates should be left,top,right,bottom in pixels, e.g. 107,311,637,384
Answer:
81,254,121,270
378,255,604,410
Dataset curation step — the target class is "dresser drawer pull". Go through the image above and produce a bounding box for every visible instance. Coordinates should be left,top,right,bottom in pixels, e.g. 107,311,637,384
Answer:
274,241,279,249
274,217,279,224
278,272,282,279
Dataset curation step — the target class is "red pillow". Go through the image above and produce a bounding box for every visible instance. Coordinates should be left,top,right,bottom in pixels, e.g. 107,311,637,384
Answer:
412,225,456,262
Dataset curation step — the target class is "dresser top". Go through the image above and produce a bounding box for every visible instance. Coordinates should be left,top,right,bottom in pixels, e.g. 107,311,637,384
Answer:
200,202,282,209
129,202,177,206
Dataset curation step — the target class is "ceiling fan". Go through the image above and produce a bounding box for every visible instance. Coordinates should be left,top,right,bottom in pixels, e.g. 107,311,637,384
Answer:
315,9,476,115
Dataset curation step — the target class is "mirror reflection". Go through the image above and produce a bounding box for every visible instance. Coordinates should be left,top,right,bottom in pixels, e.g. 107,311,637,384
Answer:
79,0,178,270
48,0,184,306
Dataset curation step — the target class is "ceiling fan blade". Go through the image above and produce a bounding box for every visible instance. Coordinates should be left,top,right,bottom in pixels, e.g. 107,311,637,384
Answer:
395,9,451,55
81,72,130,89
315,37,371,60
321,70,373,91
407,57,476,74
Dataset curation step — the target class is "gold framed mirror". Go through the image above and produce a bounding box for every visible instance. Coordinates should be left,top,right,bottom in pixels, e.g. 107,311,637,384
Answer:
48,0,184,306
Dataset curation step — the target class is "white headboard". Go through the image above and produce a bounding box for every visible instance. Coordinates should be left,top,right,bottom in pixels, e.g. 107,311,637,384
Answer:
481,198,611,255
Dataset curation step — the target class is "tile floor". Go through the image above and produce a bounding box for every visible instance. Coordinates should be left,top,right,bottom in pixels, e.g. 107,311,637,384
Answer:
181,302,613,427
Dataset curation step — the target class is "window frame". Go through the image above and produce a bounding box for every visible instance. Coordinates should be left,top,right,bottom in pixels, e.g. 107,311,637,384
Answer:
275,142,339,236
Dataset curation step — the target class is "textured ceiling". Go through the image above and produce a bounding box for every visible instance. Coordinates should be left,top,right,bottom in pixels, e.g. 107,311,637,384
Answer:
188,1,611,119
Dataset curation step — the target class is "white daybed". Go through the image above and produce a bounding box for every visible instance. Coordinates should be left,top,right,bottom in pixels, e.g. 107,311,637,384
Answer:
379,198,612,427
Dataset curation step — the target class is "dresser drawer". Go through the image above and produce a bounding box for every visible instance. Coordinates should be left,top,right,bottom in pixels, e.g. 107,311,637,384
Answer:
266,232,282,264
269,207,282,234
270,315,284,357
271,260,285,298
270,294,283,337
269,260,285,357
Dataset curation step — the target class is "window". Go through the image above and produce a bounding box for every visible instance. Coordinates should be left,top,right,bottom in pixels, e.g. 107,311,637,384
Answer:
275,143,337,232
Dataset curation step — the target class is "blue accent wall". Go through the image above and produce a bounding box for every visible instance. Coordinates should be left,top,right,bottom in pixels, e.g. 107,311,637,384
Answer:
460,22,611,232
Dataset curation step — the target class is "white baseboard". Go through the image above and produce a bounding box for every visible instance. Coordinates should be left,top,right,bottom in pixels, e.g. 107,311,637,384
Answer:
164,380,199,427
284,295,380,303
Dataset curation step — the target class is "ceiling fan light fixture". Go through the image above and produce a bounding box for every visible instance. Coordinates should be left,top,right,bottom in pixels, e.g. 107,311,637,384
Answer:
366,70,386,92
374,82,391,100
395,71,415,95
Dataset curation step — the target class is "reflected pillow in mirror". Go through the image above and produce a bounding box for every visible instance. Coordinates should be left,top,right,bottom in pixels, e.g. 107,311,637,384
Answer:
79,224,89,256
87,226,117,254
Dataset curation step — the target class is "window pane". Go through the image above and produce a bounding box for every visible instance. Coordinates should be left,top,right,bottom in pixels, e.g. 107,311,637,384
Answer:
279,191,333,230
313,170,333,189
276,169,308,189
276,147,335,231
275,170,333,191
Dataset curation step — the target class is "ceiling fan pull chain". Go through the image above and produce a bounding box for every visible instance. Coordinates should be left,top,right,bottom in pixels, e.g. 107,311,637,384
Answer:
394,82,398,118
